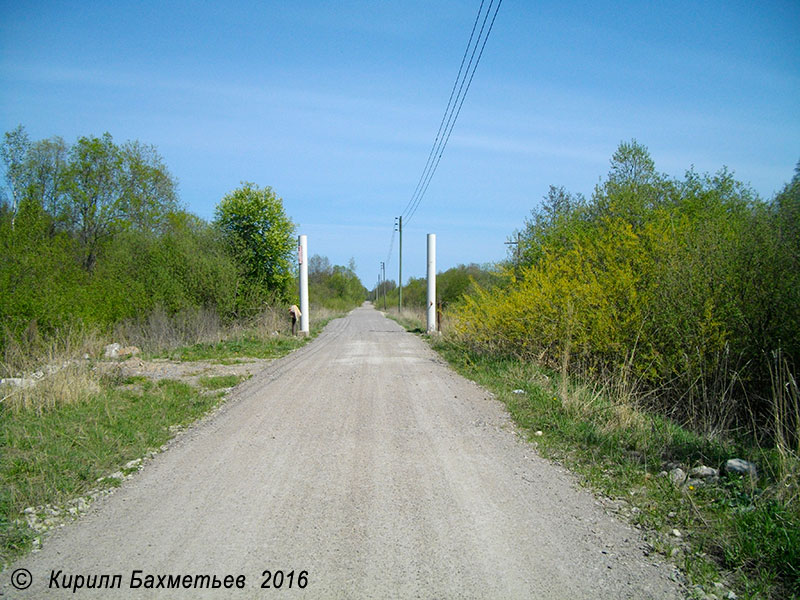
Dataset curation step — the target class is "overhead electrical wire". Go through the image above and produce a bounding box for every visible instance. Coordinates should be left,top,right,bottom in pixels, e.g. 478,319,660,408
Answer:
385,225,396,267
381,0,501,285
405,0,496,223
401,0,503,225
399,0,487,220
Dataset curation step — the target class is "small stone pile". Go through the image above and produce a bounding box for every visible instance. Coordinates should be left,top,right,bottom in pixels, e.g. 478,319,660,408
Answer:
661,458,757,490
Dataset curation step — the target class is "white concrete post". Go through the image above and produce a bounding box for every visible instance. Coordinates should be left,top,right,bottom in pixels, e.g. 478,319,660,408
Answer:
427,233,436,334
298,235,310,335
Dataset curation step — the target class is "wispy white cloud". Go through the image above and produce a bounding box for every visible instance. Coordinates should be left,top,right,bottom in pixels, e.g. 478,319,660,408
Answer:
450,132,608,164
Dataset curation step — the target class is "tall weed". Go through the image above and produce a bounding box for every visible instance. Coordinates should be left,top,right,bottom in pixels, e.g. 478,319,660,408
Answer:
1,363,100,414
0,324,104,414
114,306,223,354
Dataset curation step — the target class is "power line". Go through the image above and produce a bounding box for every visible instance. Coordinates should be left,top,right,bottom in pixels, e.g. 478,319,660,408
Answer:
380,1,502,289
399,0,486,220
402,0,502,225
406,0,502,224
405,0,494,222
385,224,396,268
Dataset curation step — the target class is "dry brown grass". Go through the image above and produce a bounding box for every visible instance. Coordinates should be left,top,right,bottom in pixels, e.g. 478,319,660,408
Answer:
1,325,105,414
1,323,104,376
770,350,800,457
235,303,342,340
114,307,224,353
113,304,331,353
768,351,800,505
1,304,322,414
2,362,101,414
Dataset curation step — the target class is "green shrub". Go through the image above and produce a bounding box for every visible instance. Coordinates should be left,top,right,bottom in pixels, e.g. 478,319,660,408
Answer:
453,141,799,439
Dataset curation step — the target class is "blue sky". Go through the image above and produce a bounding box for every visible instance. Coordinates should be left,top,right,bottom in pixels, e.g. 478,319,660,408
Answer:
2,1,799,288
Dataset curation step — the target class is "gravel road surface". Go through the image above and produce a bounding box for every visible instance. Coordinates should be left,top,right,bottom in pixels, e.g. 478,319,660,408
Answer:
3,305,684,599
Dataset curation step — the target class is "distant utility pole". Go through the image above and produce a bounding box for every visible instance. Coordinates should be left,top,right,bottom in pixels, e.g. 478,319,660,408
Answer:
505,232,521,265
381,261,387,310
396,216,403,313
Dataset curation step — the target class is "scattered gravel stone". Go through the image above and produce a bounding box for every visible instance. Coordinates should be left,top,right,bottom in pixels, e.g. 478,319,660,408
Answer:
104,343,121,358
725,458,757,478
23,449,163,536
689,465,719,479
669,468,687,487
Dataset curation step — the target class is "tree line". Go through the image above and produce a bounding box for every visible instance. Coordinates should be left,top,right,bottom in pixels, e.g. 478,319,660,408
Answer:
308,255,367,311
373,263,501,313
0,126,363,357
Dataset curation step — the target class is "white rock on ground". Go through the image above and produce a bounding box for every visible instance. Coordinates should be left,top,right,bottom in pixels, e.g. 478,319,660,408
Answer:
724,458,757,478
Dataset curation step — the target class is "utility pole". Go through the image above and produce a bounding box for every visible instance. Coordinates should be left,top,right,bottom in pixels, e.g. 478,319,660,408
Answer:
298,235,309,335
426,233,436,334
397,216,403,313
505,232,521,265
380,261,386,310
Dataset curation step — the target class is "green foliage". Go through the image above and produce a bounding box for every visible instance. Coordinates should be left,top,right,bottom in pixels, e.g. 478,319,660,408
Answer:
0,377,220,565
376,263,501,312
0,197,87,340
63,133,125,270
0,126,33,219
308,254,366,311
87,213,241,324
57,132,179,271
214,182,296,302
455,141,800,439
119,140,179,233
0,127,279,357
396,276,427,309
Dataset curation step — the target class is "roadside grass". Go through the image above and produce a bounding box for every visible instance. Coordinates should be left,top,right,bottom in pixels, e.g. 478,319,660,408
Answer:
198,374,249,390
0,378,219,565
1,311,341,567
395,319,798,600
383,307,427,334
161,335,303,361
154,309,341,362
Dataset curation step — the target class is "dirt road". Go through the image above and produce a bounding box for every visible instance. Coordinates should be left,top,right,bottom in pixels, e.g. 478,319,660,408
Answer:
3,305,684,599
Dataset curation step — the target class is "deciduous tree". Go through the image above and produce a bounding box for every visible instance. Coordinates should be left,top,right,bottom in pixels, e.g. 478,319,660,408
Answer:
214,183,296,298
